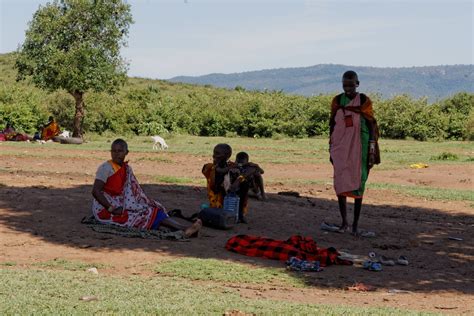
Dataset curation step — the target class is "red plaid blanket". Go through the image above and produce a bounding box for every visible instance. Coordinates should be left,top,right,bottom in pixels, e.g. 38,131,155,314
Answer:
225,235,352,266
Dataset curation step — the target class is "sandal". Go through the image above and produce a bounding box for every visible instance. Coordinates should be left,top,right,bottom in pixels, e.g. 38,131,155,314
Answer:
397,255,409,266
352,230,376,238
379,255,395,266
337,226,349,234
363,260,383,272
320,222,340,232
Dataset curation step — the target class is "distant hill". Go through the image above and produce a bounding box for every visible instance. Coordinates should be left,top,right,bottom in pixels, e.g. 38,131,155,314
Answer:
169,64,474,100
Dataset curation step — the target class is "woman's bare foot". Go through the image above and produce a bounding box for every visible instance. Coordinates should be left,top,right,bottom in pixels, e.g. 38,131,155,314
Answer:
184,219,202,238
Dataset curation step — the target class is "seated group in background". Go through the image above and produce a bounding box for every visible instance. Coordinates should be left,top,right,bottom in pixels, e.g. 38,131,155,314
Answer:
0,123,30,142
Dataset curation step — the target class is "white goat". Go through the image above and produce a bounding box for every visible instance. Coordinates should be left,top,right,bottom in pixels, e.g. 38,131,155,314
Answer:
151,135,168,150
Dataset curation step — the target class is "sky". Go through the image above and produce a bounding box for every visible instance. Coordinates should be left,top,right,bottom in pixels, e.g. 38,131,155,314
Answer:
1,0,473,79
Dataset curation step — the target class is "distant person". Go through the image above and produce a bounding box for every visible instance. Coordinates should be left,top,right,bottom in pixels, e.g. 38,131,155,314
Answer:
202,144,251,223
0,123,15,141
91,139,201,237
329,70,380,235
1,123,30,141
41,116,60,141
235,151,267,201
2,123,15,135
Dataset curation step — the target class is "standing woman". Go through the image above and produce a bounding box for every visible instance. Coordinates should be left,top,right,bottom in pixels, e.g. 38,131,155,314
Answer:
329,71,380,235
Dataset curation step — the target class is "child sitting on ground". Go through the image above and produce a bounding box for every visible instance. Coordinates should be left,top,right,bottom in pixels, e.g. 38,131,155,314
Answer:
235,152,267,201
202,144,251,223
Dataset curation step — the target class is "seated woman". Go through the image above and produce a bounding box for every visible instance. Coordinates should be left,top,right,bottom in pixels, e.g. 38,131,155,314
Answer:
0,123,15,141
41,116,60,141
1,123,30,141
91,139,201,237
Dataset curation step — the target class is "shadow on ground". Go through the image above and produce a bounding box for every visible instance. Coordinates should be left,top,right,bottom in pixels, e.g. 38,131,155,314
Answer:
0,183,472,293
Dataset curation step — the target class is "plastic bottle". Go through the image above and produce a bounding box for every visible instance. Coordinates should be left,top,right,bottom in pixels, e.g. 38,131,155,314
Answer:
223,193,240,223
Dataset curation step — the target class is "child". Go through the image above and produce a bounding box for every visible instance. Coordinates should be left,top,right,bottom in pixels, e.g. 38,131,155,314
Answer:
329,70,380,235
235,152,266,201
202,144,250,223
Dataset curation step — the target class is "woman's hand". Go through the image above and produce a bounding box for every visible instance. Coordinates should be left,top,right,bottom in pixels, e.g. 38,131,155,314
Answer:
110,206,124,215
368,153,375,169
368,141,376,168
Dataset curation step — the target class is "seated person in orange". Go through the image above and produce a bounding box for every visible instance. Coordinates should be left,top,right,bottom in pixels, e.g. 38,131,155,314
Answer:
92,139,201,237
41,116,60,140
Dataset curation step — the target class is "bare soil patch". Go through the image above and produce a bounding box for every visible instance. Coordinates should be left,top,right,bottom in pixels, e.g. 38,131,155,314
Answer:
0,143,473,314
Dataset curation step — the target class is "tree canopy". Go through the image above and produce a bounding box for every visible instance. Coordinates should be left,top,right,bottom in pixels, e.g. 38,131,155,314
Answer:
15,0,133,137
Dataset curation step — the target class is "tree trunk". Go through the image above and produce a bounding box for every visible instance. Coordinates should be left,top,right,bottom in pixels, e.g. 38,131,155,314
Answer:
70,91,85,138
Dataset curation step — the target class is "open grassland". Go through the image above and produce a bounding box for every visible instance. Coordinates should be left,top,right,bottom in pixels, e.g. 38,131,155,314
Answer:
2,134,473,166
2,135,473,202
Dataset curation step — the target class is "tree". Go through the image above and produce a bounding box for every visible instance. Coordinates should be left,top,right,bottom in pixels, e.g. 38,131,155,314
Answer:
15,0,133,137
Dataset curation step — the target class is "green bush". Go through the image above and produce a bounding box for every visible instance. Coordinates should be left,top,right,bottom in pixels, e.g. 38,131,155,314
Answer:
436,92,474,140
430,152,459,161
0,86,48,133
0,53,472,141
465,111,474,141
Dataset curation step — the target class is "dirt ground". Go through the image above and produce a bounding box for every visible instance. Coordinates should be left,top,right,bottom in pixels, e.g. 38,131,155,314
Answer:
0,143,473,314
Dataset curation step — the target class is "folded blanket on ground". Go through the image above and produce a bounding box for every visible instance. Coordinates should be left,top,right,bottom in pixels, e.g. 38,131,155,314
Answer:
81,215,188,241
225,235,352,266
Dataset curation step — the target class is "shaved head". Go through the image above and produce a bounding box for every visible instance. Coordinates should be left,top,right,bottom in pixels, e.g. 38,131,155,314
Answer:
213,143,232,165
342,70,359,82
111,138,128,152
214,143,232,158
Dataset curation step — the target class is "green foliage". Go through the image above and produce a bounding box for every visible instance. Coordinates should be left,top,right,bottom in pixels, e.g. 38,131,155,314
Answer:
376,95,445,140
466,111,474,141
376,93,472,141
15,0,133,94
430,152,459,161
0,85,48,133
14,0,133,136
306,95,332,136
1,53,473,140
436,92,474,140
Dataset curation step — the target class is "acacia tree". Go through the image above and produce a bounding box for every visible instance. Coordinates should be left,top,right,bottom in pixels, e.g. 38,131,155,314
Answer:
15,0,133,137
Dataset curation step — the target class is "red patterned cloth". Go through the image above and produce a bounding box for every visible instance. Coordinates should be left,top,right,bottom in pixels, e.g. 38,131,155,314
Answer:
92,162,167,229
225,235,352,267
